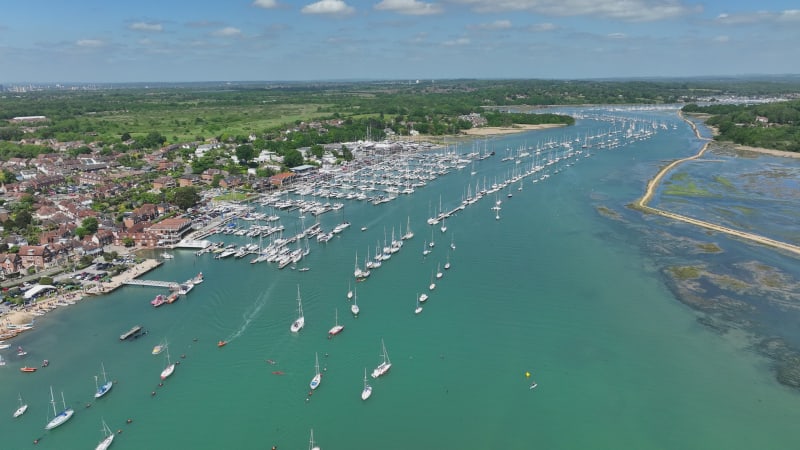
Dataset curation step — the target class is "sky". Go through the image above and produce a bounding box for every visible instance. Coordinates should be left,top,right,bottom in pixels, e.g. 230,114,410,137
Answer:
0,0,798,83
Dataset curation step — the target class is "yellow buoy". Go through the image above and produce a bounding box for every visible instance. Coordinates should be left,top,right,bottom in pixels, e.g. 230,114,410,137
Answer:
525,371,531,378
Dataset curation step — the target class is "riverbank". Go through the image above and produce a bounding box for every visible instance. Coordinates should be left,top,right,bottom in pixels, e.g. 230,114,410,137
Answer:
632,111,800,258
0,259,161,340
461,123,566,136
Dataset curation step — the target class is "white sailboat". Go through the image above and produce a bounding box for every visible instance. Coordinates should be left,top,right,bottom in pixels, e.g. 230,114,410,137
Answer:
309,428,321,450
418,292,428,303
328,308,344,336
95,419,115,450
361,367,372,400
13,393,28,418
44,386,74,430
346,281,353,300
160,346,176,380
371,339,392,379
351,288,360,316
94,363,113,398
309,352,322,390
415,294,423,314
436,262,443,279
429,270,436,291
444,253,451,270
402,216,414,240
440,217,447,233
450,234,456,250
290,285,305,333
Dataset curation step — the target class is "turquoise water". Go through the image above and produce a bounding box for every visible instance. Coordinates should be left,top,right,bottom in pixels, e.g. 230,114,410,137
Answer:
2,107,799,449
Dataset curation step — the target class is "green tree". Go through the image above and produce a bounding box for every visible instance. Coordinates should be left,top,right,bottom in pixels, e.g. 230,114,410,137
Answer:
283,149,304,168
169,186,200,210
14,210,32,229
74,227,88,239
81,217,99,234
236,144,255,164
123,237,135,247
310,144,324,158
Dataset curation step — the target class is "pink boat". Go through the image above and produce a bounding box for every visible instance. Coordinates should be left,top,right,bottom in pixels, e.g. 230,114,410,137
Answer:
151,294,167,307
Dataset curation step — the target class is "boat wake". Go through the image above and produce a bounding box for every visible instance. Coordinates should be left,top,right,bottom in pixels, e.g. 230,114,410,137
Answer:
226,285,275,343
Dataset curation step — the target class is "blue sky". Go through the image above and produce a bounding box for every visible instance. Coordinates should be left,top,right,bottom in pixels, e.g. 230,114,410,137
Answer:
1,0,798,83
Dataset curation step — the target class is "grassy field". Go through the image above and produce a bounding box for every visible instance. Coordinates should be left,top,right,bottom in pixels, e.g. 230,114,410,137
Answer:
87,103,332,142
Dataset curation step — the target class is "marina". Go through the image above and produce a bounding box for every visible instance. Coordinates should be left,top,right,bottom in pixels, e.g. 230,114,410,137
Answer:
2,106,800,449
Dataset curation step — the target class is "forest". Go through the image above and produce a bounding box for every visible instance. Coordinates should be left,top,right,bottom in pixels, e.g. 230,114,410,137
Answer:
2,77,800,159
682,100,800,152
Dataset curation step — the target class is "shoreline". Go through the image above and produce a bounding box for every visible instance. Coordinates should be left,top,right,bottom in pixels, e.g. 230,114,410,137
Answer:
460,123,566,136
632,111,800,257
0,259,161,340
406,123,567,143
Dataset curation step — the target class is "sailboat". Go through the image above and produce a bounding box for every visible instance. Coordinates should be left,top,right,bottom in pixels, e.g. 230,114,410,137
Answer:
428,226,435,248
436,262,443,279
444,253,451,270
402,216,414,240
371,339,392,379
346,281,353,300
328,308,344,336
44,386,74,430
309,352,322,390
450,234,456,251
309,428,321,450
429,270,436,291
361,367,372,400
418,292,428,303
95,419,115,450
440,217,447,233
94,363,113,398
13,393,28,418
290,285,305,333
160,346,176,380
415,294,423,314
351,288,360,316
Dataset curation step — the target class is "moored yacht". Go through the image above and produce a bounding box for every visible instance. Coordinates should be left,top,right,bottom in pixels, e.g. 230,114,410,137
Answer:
371,339,392,379
45,387,74,430
290,285,305,333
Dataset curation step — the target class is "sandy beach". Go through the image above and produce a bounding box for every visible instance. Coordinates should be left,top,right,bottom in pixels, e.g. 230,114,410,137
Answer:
0,259,161,340
460,123,566,136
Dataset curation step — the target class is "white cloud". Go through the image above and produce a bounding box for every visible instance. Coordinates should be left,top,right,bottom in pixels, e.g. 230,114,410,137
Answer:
473,19,512,30
129,22,163,32
375,0,443,15
716,9,800,25
252,0,279,8
76,39,104,47
712,35,729,43
443,37,470,46
301,0,355,15
528,22,557,32
212,27,242,37
607,32,626,39
447,0,700,22
778,9,800,21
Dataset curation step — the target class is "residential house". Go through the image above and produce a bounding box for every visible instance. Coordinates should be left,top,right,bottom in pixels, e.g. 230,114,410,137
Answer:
0,253,22,277
178,174,200,187
17,245,53,269
152,176,176,190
